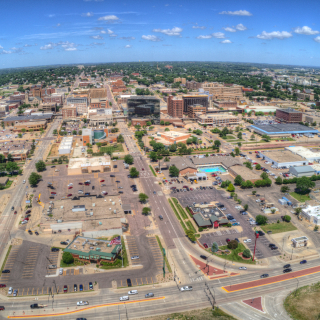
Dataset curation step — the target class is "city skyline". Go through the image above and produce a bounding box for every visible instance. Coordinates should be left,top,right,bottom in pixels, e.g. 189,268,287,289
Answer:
1,0,320,68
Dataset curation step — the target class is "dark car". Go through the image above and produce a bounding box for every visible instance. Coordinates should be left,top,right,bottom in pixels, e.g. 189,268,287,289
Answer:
0,284,6,288
127,279,132,287
92,186,95,190
63,285,67,293
269,243,276,247
200,255,207,260
235,238,240,243
74,284,77,292
257,231,265,236
76,318,87,320
60,241,68,245
110,175,115,177
0,306,5,311
80,284,83,291
26,210,31,214
35,231,39,236
283,268,292,273
2,270,10,273
300,260,307,264
260,274,269,278
284,264,291,269
51,248,59,252
89,282,93,290
270,246,278,250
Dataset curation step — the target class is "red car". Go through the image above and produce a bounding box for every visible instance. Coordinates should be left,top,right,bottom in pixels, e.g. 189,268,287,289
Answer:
51,192,56,195
14,211,17,214
67,194,72,197
0,284,6,288
100,180,105,183
226,238,230,243
68,186,73,189
24,217,29,221
63,285,68,293
203,243,208,249
142,168,144,171
78,182,83,185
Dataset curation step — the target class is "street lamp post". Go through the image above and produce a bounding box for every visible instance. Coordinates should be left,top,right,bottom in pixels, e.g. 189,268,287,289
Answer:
252,231,259,261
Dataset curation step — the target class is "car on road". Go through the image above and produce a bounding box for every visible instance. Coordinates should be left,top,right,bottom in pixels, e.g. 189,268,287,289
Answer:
2,270,10,273
35,231,39,236
120,296,129,301
270,246,278,250
77,301,89,306
128,290,138,295
269,243,276,247
76,318,86,320
203,243,208,249
153,191,156,194
239,267,247,270
131,256,139,260
260,274,269,278
243,239,252,243
89,282,93,290
180,286,192,291
283,268,292,273
63,285,68,293
145,293,154,298
200,255,207,260
257,231,265,236
11,207,14,211
283,264,291,269
300,260,307,264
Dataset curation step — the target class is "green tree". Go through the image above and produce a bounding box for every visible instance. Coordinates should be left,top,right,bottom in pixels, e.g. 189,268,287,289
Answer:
255,163,261,170
139,193,149,203
124,155,134,165
169,144,177,152
214,140,221,148
244,161,253,170
53,129,58,135
18,133,22,138
281,185,290,193
262,134,271,142
28,172,42,186
96,142,102,148
129,167,139,178
149,151,158,162
228,240,238,250
7,154,13,162
165,128,170,132
234,175,243,185
21,128,26,133
35,160,46,172
142,207,151,215
237,132,242,139
160,120,164,125
242,249,251,258
6,162,19,173
296,176,315,194
169,165,179,177
234,147,240,156
117,134,124,143
211,242,219,252
283,215,291,222
243,204,249,211
276,176,283,185
227,183,235,192
62,252,74,265
252,190,257,195
260,172,268,180
256,215,268,225
186,229,196,242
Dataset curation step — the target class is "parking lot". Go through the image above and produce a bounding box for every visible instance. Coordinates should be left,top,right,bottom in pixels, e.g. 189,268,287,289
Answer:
172,186,281,260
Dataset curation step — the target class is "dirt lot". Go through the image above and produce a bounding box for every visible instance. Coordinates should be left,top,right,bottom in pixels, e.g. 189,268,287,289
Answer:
142,308,236,320
284,282,320,320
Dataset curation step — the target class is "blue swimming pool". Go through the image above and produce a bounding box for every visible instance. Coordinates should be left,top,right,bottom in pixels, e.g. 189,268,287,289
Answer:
198,166,227,173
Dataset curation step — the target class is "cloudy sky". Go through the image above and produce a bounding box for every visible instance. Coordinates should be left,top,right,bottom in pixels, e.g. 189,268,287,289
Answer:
1,0,320,68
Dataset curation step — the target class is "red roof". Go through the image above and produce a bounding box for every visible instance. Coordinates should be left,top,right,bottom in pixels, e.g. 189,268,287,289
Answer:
242,88,253,92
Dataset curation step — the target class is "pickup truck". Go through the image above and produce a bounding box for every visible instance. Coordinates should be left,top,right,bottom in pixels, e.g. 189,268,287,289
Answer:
30,304,47,309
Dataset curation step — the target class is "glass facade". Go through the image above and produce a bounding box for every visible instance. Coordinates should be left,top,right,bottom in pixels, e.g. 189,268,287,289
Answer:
127,96,160,122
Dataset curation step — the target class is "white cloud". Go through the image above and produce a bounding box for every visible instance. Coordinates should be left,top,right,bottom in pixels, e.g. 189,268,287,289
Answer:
119,37,135,40
314,36,320,43
197,35,212,39
219,10,252,16
56,23,61,27
294,26,319,35
223,27,236,32
98,15,119,21
0,45,2,49
212,32,225,39
101,30,106,34
40,41,78,51
90,35,104,39
142,35,161,41
192,26,206,30
235,24,247,31
125,45,131,48
257,31,292,40
1,50,12,54
220,40,232,44
82,12,94,17
40,43,55,50
48,14,55,18
65,47,77,51
153,27,182,36
107,29,114,34
109,34,117,37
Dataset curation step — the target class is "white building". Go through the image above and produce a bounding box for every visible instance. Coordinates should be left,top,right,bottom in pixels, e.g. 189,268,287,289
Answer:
302,205,320,225
58,136,73,155
286,146,320,162
259,150,307,168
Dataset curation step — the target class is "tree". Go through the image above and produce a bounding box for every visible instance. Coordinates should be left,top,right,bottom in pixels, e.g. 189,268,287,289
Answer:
186,229,196,243
7,154,13,162
86,143,91,148
124,155,134,165
228,240,238,250
82,118,87,123
256,215,268,225
283,215,291,222
296,176,315,194
211,242,219,252
62,252,74,265
244,161,253,170
21,128,26,133
135,125,141,131
255,163,261,170
0,154,5,163
242,249,251,258
160,120,164,125
129,167,139,178
281,185,290,193
252,190,257,195
165,128,170,132
260,172,268,180
227,183,235,192
139,193,149,203
18,133,22,138
6,162,19,173
262,134,271,142
28,172,42,186
237,132,242,139
243,204,249,211
234,147,240,156
35,160,46,172
214,140,221,148
96,142,102,148
276,177,283,185
295,207,302,216
234,175,243,185
53,129,58,135
169,165,179,177
164,156,169,162
149,151,158,162
142,207,151,215
169,144,177,152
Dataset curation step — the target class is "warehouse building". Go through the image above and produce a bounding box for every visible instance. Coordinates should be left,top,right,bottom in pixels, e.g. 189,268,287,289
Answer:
301,206,320,225
285,146,320,162
259,150,307,168
289,166,316,177
58,136,73,155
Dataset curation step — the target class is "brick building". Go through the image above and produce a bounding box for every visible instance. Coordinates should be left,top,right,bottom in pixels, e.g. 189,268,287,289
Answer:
13,121,47,132
66,97,88,114
167,95,183,118
276,108,302,123
202,83,243,101
43,94,63,105
62,105,77,119
188,104,207,118
174,77,186,84
212,99,237,110
186,81,202,90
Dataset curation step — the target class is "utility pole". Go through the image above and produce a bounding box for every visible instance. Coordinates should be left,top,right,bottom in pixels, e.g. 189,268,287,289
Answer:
252,231,259,261
204,282,215,309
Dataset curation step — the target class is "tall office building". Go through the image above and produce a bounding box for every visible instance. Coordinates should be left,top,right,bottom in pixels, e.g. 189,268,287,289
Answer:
167,95,183,118
182,95,208,113
127,96,160,122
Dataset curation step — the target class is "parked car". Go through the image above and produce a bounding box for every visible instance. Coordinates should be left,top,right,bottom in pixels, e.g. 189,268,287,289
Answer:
243,239,252,243
77,301,89,306
260,274,269,278
283,264,291,268
203,243,208,249
131,256,139,260
239,267,247,270
89,282,93,290
63,285,68,293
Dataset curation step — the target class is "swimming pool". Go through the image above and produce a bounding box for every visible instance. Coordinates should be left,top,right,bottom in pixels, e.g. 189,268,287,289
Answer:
198,166,227,173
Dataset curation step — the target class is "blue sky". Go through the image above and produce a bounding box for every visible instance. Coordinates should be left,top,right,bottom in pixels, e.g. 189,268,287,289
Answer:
1,0,320,68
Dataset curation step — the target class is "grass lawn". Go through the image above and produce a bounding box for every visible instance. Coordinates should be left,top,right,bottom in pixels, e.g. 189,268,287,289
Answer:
284,282,320,320
1,245,12,272
226,135,236,139
209,243,256,264
4,180,13,189
100,144,124,153
290,192,311,202
60,259,85,268
261,222,297,234
272,137,295,141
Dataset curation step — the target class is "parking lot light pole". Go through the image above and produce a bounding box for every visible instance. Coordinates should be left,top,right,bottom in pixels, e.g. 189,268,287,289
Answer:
252,231,259,262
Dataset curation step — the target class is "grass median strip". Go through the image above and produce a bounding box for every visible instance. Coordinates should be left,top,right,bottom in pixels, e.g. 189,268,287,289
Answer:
1,245,12,272
172,198,188,219
186,221,196,233
155,236,172,273
149,165,157,177
168,199,187,231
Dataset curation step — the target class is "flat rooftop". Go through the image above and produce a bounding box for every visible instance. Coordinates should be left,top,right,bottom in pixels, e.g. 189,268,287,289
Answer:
250,123,319,135
278,108,301,114
159,131,190,138
286,146,320,160
230,165,260,180
261,150,305,163
69,156,111,169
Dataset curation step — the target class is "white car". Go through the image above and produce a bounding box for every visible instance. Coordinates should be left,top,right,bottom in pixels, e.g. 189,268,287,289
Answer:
120,296,129,301
68,183,73,186
244,239,252,243
239,267,247,270
180,286,193,291
128,290,138,295
77,301,89,306
21,220,28,224
59,268,63,275
8,287,12,295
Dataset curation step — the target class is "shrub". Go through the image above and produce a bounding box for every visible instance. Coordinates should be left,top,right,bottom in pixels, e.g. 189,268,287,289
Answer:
62,252,74,264
211,242,219,252
283,215,291,222
242,249,251,258
227,240,238,250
